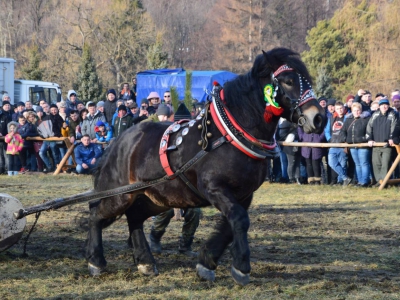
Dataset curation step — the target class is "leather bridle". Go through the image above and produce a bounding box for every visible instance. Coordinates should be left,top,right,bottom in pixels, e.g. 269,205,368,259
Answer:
271,64,316,126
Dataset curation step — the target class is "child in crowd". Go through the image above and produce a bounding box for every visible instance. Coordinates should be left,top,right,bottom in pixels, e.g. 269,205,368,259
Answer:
4,121,23,176
95,120,113,143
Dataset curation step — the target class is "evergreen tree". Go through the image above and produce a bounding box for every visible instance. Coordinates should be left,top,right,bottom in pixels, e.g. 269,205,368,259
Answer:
302,0,377,98
184,71,192,111
170,86,180,112
74,44,102,103
146,34,168,70
21,45,43,80
315,67,333,99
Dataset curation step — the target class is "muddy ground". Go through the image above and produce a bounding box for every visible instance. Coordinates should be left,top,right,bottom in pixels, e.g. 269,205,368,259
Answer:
0,173,400,299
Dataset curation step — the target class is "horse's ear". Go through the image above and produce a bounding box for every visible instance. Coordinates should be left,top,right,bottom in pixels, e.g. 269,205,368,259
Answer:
262,50,271,68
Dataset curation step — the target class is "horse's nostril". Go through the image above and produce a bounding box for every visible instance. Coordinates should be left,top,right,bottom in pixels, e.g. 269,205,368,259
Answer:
313,114,323,128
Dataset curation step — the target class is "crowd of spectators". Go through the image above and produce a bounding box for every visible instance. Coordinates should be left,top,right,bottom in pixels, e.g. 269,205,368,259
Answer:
275,89,400,188
0,82,187,176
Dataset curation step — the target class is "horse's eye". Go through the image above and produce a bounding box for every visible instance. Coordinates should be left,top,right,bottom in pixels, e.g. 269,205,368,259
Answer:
285,79,294,86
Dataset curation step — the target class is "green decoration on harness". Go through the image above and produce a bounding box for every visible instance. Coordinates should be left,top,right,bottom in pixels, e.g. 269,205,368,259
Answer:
264,84,280,108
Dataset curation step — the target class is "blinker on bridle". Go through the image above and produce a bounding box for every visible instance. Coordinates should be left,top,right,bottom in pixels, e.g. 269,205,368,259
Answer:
267,64,316,125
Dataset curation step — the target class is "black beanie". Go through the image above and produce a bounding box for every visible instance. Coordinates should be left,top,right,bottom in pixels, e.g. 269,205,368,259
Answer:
118,105,127,112
174,103,191,121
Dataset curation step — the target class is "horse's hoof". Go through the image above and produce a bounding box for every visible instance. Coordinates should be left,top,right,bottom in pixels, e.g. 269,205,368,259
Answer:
88,262,104,276
138,264,159,276
231,265,250,286
196,263,215,282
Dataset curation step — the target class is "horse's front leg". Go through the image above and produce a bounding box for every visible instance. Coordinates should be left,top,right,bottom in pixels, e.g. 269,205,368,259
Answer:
197,192,252,286
86,200,107,276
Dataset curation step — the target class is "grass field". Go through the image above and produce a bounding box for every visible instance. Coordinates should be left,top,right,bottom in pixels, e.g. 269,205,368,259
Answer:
1,174,400,299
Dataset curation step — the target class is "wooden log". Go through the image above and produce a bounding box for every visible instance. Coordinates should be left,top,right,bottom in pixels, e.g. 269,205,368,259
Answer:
53,142,76,175
379,145,400,190
279,142,388,148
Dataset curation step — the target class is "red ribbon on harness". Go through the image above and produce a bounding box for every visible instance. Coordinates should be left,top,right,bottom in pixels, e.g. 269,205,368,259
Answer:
264,105,283,123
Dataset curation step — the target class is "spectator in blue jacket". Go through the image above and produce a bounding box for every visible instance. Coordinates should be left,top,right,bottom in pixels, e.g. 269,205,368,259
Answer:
95,120,112,143
74,134,102,174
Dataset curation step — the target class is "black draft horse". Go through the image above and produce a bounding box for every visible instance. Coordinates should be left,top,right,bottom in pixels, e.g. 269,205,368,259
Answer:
86,48,326,285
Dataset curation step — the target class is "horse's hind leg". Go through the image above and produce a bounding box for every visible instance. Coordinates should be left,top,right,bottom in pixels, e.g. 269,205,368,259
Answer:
197,193,253,286
125,195,164,276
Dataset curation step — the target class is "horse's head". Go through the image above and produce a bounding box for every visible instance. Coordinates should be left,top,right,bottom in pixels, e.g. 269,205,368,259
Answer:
254,48,326,134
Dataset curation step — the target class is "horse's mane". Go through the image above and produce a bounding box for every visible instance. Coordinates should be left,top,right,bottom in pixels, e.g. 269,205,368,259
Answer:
223,47,311,129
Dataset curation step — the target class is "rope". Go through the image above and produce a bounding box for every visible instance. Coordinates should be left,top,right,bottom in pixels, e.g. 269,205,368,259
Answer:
21,212,41,257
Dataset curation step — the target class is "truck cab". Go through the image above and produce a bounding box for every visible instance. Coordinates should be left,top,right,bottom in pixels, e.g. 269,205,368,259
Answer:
14,80,62,106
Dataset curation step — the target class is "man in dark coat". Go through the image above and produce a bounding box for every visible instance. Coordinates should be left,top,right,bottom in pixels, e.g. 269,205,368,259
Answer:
366,98,400,184
104,89,118,124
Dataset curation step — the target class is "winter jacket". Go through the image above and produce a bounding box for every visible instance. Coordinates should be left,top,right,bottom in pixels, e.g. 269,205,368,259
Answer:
0,110,12,137
65,89,83,114
95,128,113,143
81,111,107,140
353,95,371,113
325,114,346,143
118,89,135,101
277,119,299,156
12,110,25,122
113,114,133,137
104,99,117,124
65,117,80,139
42,113,64,137
5,121,23,155
17,122,38,147
298,126,326,159
366,107,400,144
340,113,370,144
74,142,102,166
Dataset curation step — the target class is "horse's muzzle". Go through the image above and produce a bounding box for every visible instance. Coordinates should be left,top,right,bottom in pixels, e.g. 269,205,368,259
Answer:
301,113,326,134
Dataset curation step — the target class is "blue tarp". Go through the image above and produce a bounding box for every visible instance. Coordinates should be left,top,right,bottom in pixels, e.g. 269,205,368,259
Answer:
136,69,237,103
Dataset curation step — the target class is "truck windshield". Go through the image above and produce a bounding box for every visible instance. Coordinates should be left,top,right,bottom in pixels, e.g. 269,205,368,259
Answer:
29,87,58,105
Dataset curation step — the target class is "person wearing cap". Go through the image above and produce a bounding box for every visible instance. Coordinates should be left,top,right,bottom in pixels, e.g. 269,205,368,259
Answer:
129,102,148,124
344,94,354,114
95,120,112,143
104,89,118,124
366,98,400,186
111,99,126,126
2,93,11,103
155,104,171,122
12,101,25,122
0,100,13,174
318,96,327,110
148,102,200,257
81,101,107,143
96,101,105,114
58,101,69,120
65,90,83,114
325,101,352,186
391,94,400,112
113,105,133,138
326,98,336,118
146,92,160,116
